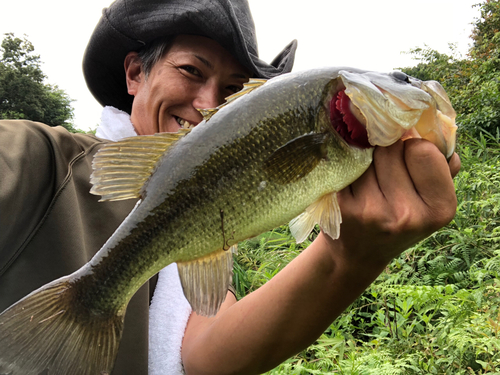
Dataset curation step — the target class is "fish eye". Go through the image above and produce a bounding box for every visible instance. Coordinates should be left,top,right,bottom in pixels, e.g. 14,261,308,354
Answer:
390,71,410,83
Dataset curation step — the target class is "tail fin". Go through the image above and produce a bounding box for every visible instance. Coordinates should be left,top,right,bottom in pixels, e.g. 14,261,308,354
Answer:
0,277,124,375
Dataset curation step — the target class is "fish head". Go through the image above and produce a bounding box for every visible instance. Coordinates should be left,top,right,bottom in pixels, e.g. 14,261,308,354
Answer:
338,70,457,159
259,67,457,193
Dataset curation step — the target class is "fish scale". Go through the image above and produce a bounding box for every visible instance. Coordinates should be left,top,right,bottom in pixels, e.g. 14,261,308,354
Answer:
0,67,457,375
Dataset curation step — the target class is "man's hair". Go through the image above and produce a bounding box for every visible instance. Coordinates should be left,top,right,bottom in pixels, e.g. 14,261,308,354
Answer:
137,36,174,78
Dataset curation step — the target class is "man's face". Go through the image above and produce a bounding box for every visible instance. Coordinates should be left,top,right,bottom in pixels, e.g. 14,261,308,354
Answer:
126,35,251,135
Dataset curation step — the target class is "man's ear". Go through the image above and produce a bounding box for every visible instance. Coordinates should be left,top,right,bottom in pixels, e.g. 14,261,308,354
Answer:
124,52,143,96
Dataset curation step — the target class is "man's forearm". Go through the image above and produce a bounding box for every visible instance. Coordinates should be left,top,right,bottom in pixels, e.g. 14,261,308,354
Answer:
182,232,387,375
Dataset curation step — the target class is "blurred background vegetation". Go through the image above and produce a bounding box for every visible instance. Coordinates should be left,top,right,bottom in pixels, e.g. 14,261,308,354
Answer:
0,32,78,132
234,1,500,373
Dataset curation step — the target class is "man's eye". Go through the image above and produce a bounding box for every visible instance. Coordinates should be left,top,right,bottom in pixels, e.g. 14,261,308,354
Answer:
180,65,201,77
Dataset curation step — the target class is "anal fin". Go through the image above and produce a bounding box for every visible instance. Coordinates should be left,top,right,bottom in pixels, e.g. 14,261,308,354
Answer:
177,247,235,317
289,192,342,243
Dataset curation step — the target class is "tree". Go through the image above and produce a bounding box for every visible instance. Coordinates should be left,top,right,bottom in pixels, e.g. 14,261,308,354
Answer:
400,0,500,137
470,0,500,60
0,33,77,132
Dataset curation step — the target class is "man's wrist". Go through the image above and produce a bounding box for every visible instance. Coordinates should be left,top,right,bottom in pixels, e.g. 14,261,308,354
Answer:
319,232,390,290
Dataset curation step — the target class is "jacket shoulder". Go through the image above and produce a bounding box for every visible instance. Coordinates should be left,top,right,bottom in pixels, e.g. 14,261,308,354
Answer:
0,120,106,273
0,119,103,157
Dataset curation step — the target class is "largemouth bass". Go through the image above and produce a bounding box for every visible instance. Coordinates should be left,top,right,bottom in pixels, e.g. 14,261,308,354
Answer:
0,67,457,374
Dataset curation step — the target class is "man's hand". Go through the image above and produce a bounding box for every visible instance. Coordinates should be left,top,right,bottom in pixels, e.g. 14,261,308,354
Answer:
333,138,460,270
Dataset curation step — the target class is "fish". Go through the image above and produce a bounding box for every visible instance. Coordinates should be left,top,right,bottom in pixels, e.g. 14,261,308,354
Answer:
0,67,457,375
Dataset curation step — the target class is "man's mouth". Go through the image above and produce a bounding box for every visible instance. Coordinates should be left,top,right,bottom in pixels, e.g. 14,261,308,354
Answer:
175,116,195,129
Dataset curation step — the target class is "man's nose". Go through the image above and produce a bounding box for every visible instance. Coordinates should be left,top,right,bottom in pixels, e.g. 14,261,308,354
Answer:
193,83,224,109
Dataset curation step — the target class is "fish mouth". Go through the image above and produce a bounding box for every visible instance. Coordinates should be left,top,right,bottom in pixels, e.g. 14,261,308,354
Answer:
174,116,196,130
329,89,371,149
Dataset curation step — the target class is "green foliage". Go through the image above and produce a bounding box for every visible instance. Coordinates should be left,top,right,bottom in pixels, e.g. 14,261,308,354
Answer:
233,225,313,299
470,0,500,60
0,33,77,132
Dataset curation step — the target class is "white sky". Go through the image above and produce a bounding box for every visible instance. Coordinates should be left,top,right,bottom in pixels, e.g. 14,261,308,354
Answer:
0,0,480,131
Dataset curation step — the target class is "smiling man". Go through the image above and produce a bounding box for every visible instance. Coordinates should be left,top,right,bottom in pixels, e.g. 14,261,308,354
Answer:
0,0,459,374
125,35,251,134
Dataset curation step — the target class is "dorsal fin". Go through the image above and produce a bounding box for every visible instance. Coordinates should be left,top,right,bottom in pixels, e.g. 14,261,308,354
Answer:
224,78,267,104
196,78,267,122
197,108,219,122
90,130,190,201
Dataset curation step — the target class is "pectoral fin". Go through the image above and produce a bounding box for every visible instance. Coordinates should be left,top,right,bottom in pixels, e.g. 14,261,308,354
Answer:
264,133,328,184
289,193,342,243
90,130,190,201
176,246,236,317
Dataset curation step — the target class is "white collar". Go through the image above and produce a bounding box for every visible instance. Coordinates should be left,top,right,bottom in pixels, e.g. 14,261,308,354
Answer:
96,106,138,141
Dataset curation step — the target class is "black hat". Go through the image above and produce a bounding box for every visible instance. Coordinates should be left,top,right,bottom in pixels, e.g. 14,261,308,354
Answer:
83,0,298,114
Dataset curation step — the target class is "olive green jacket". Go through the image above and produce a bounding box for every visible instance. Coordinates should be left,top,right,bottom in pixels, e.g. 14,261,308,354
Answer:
0,120,151,374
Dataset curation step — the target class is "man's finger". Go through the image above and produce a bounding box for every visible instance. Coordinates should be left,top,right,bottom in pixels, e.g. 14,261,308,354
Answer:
448,152,461,178
371,140,419,203
404,139,457,227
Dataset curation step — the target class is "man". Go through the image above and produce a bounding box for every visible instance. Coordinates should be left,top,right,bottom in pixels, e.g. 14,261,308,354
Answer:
0,0,459,374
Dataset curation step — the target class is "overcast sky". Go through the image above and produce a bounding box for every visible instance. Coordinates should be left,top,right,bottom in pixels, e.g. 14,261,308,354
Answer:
1,0,480,131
